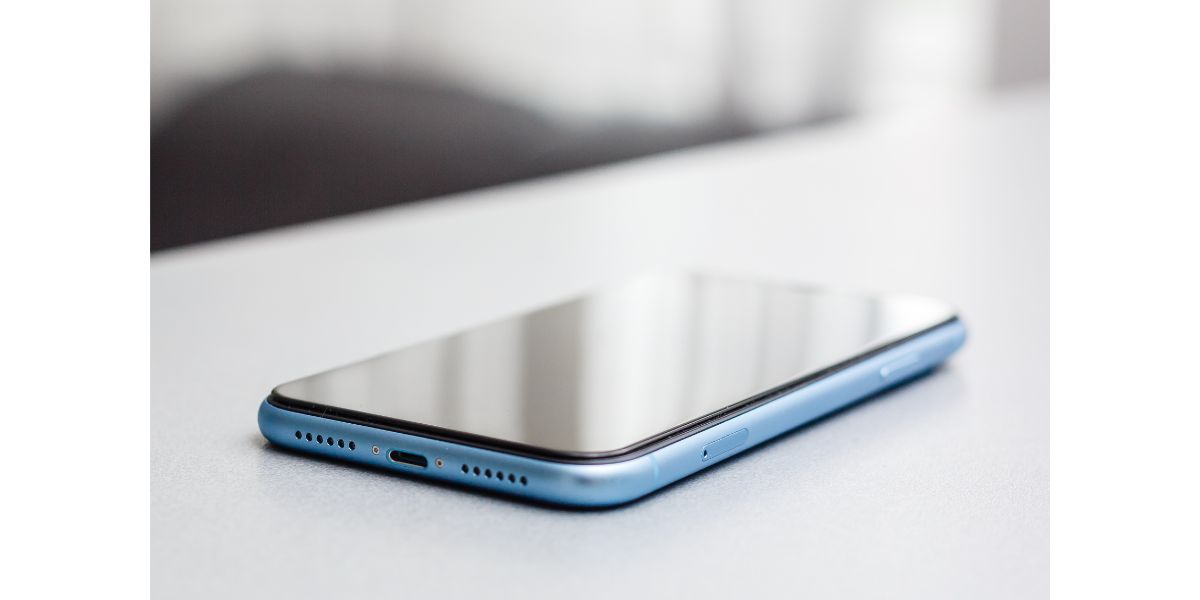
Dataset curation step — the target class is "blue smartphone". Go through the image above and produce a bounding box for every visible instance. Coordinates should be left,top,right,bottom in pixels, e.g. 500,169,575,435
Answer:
258,272,965,507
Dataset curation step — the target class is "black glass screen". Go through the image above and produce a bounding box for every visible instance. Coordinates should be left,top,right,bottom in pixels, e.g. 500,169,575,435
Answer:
273,273,956,455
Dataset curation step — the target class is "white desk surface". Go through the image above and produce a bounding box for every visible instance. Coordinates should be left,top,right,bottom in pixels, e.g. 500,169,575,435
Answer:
152,89,1047,599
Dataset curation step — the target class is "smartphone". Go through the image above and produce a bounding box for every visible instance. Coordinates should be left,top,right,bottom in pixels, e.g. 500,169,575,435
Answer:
258,272,965,507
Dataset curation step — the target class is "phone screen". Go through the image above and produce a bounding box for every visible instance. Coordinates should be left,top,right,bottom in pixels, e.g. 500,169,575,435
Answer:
272,273,956,456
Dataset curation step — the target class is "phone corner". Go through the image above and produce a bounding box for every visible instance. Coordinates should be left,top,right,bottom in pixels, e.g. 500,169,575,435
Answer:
256,397,281,443
946,317,968,351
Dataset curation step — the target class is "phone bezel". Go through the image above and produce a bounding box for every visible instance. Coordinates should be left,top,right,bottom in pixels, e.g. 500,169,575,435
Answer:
267,315,958,465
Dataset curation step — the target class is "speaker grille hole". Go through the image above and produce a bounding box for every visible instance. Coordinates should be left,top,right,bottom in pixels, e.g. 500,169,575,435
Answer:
298,432,356,452
460,463,527,486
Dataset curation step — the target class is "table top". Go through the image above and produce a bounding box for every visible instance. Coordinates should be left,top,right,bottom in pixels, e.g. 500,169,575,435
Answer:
152,89,1047,599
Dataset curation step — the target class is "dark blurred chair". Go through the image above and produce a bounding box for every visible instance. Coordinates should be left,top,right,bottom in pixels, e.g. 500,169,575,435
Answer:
151,71,750,251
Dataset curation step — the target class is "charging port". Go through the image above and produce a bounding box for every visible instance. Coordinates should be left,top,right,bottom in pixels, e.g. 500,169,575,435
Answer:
388,450,428,468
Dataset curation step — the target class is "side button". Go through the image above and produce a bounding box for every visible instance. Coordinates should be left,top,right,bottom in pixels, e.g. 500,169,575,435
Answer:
702,428,749,461
879,353,922,380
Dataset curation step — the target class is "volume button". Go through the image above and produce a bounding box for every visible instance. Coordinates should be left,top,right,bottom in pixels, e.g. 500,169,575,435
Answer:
879,353,921,380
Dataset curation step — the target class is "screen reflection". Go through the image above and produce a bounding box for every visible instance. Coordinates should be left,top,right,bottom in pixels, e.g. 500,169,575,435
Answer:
275,273,955,453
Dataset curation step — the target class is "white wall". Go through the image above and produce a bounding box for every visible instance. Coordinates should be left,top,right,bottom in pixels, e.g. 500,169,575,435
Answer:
152,0,1032,127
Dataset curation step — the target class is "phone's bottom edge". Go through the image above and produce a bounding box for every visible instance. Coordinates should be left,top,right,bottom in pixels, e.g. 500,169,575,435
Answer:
258,319,966,508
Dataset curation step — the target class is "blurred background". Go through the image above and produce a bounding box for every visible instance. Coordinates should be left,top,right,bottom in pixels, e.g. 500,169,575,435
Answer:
151,0,1047,251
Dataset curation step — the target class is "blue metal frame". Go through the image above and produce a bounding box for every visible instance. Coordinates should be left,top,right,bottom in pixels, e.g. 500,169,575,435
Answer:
258,319,966,507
